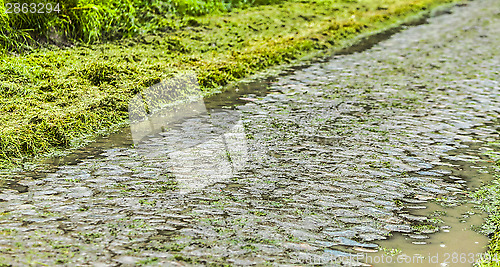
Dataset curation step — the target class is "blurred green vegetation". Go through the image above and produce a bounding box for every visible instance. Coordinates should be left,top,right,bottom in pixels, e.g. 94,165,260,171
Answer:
473,143,500,266
0,0,283,52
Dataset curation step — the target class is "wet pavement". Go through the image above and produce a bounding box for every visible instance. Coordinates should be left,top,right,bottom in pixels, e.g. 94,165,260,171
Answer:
1,0,500,266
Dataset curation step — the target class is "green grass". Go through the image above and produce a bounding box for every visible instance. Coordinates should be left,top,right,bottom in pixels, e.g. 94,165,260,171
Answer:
0,0,285,51
472,149,500,267
0,0,463,168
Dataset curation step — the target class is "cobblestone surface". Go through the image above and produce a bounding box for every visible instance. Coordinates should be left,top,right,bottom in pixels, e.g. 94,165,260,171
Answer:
1,0,500,265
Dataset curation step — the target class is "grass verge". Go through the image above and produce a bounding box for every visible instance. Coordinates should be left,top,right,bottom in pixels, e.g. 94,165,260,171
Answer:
0,0,286,52
472,142,500,266
0,0,463,169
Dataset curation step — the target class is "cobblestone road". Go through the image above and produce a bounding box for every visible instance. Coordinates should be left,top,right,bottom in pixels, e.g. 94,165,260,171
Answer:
1,0,500,265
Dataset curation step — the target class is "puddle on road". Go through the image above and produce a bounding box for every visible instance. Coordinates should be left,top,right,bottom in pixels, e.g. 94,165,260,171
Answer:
369,203,488,267
366,142,495,267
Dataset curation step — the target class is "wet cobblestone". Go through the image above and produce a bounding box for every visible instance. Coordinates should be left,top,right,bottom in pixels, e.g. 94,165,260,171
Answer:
1,0,500,265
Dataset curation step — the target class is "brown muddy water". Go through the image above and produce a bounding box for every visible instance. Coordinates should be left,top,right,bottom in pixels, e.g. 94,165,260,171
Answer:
368,143,495,267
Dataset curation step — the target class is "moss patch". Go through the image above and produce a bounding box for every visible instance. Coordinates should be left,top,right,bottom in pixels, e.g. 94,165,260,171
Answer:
472,143,500,266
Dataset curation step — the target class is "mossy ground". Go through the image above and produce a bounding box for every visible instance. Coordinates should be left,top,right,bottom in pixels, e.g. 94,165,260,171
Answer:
0,0,461,168
472,142,500,266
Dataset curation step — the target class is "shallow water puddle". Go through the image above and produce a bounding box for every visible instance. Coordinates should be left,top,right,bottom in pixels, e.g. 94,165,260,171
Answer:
369,203,488,267
366,143,497,267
